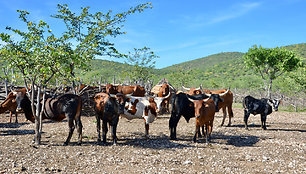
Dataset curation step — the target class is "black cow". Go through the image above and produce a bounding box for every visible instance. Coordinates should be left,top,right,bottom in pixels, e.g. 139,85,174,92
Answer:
243,95,282,130
169,89,229,140
14,88,83,145
169,93,209,140
94,93,125,145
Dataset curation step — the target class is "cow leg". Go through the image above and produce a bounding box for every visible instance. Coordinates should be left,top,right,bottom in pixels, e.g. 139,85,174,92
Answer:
64,118,75,146
102,120,108,144
221,107,227,126
111,117,119,145
205,124,209,143
198,125,205,138
75,117,83,145
228,105,234,126
193,125,199,143
260,114,267,130
96,115,101,142
220,107,227,126
169,114,180,140
9,111,12,123
145,123,149,139
14,112,18,123
207,121,213,143
244,110,251,130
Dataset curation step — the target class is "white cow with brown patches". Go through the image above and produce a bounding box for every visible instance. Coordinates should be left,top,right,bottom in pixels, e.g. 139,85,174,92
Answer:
120,93,170,138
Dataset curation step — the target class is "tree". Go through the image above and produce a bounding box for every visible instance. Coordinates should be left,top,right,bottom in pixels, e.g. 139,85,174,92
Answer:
124,47,158,85
0,3,152,144
52,3,152,92
244,45,302,98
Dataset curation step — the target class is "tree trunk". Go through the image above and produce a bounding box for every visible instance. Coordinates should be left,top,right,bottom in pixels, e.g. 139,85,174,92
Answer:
267,78,273,99
34,85,42,144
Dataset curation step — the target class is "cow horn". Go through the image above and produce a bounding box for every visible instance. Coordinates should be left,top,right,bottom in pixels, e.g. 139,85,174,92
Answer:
219,88,230,97
201,90,211,97
109,94,116,98
182,86,190,91
155,90,171,100
186,95,195,103
203,98,209,102
169,85,175,91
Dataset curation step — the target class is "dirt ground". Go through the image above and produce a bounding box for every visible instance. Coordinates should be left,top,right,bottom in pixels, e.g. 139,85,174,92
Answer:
0,108,305,174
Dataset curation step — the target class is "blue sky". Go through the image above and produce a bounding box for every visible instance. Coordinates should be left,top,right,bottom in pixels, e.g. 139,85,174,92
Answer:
0,0,305,69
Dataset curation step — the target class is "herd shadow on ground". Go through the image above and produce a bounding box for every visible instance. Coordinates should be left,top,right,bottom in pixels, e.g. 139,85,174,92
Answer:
77,131,262,149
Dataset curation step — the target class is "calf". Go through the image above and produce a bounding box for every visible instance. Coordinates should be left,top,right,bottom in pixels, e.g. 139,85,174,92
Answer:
94,93,125,145
202,88,234,126
187,94,224,143
121,92,170,138
243,95,282,130
14,88,83,145
0,92,18,123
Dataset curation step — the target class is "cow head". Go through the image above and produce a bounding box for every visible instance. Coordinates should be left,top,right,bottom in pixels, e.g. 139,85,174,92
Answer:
268,97,282,111
153,91,171,114
13,89,27,113
182,86,202,95
159,83,170,97
13,88,35,122
100,93,126,114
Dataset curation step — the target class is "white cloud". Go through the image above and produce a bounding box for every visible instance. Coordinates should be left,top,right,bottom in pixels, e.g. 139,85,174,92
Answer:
173,2,262,30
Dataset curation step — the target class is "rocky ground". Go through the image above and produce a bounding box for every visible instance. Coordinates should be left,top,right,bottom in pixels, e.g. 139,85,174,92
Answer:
0,108,305,173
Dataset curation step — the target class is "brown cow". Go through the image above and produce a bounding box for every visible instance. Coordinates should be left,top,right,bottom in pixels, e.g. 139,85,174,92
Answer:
202,88,234,126
158,83,175,113
187,95,223,143
14,88,83,145
0,92,18,123
106,84,145,97
94,93,125,145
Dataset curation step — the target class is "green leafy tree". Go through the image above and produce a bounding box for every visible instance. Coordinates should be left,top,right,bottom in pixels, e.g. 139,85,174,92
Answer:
52,3,152,92
244,45,302,98
0,3,152,144
124,47,158,85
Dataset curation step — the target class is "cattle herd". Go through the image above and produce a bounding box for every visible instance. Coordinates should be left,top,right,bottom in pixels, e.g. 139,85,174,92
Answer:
0,82,282,145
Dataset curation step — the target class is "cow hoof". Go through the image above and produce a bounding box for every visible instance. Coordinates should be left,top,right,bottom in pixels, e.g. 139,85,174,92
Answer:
63,142,68,146
77,142,82,146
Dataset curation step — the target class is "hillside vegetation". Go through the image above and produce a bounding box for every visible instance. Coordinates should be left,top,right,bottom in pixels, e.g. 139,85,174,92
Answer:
1,43,305,97
77,43,305,97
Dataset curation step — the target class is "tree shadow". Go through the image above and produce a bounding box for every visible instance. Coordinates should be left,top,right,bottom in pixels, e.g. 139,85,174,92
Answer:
0,122,30,128
230,124,270,128
267,128,305,133
0,129,34,136
212,132,260,147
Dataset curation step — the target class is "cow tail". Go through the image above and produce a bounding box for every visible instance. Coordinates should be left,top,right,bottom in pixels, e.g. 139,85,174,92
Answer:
242,98,246,110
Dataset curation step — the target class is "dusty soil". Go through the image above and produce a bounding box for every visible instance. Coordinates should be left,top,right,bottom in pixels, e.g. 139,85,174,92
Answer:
0,108,305,173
